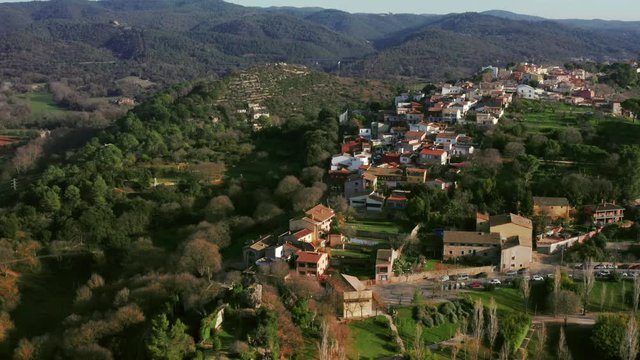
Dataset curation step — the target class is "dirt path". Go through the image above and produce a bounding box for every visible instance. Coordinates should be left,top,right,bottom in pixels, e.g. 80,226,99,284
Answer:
382,314,406,353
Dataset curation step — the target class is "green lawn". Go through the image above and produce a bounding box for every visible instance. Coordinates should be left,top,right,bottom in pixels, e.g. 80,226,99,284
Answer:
345,218,401,235
349,316,399,360
586,280,631,312
332,249,371,259
27,92,68,116
465,288,526,313
394,307,459,349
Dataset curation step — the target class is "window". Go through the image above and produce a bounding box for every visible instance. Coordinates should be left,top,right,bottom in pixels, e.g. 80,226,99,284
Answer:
461,251,465,255
449,251,453,254
512,256,515,260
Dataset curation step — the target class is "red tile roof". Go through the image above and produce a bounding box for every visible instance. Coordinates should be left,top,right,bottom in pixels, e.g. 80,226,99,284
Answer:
305,204,335,222
297,251,326,263
420,149,446,156
293,228,313,239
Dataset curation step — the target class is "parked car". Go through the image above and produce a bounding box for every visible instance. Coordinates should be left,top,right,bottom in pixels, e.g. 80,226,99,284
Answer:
574,263,584,269
469,282,483,289
475,272,488,279
594,264,605,269
517,268,528,274
489,279,502,285
440,275,450,282
457,274,470,281
546,273,554,279
506,271,518,277
532,275,544,281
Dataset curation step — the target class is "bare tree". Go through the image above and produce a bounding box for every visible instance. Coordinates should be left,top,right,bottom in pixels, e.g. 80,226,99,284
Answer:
554,266,562,317
487,297,499,353
557,326,572,360
318,320,331,360
179,239,222,281
633,276,640,314
472,299,484,360
499,341,510,360
413,324,427,360
521,276,531,313
535,322,547,360
583,258,595,314
621,316,639,360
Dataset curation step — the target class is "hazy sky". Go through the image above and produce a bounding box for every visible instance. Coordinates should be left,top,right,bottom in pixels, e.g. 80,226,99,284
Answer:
225,0,640,21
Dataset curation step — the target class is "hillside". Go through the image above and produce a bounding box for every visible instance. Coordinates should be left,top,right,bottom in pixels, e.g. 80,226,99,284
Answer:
0,0,640,89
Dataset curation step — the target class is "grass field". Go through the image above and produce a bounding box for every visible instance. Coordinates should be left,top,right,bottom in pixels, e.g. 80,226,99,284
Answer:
348,316,399,360
345,218,401,235
465,288,526,313
27,92,68,116
332,249,371,259
394,307,460,349
586,280,631,312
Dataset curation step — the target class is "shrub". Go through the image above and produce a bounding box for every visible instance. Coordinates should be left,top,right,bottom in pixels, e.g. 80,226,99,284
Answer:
413,305,427,322
438,301,455,316
422,316,434,328
433,313,446,326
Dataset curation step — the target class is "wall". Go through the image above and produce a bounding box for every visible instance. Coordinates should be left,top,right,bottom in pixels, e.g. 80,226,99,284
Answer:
342,290,373,319
537,230,600,255
368,265,496,285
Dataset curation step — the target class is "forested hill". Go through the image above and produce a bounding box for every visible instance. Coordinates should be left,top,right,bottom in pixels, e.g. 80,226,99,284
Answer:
0,64,394,358
1,0,640,87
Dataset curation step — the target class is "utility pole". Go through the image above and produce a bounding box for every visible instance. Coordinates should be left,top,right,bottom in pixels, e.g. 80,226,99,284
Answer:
11,178,17,191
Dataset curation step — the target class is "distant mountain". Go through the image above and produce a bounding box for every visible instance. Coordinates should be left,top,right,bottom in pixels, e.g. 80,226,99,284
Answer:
351,13,640,80
481,10,546,22
0,0,639,87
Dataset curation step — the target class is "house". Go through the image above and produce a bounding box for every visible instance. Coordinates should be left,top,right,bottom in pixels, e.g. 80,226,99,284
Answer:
291,228,314,244
533,197,572,221
487,213,533,247
427,179,453,191
405,130,426,142
406,168,428,184
585,202,625,225
418,148,447,166
516,85,538,99
305,204,335,233
443,231,502,263
243,235,277,267
397,139,421,153
289,204,335,242
442,108,462,123
348,191,385,211
331,153,369,172
375,249,398,282
386,192,409,210
344,174,366,199
363,166,404,190
476,112,499,125
296,251,329,277
441,84,464,96
328,233,346,248
451,144,474,157
331,274,373,319
499,236,533,271
435,132,460,146
399,153,415,165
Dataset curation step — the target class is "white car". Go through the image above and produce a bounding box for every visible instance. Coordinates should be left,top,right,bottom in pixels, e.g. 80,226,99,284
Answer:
489,279,501,285
440,275,450,282
532,275,544,281
505,271,518,277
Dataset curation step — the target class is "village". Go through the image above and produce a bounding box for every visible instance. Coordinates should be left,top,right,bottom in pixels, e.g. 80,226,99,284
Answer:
231,61,640,358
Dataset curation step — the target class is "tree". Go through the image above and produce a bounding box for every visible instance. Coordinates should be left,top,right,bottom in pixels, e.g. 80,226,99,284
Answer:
412,324,427,360
621,316,639,360
254,202,284,223
205,195,234,220
487,297,499,353
521,276,531,313
292,187,324,212
301,166,325,185
472,299,484,360
275,175,303,201
558,326,572,360
146,314,194,360
633,276,640,314
592,314,627,358
534,322,547,360
583,259,595,313
327,195,348,214
179,239,222,281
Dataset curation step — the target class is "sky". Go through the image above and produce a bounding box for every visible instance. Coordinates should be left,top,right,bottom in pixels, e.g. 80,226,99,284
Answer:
225,0,640,21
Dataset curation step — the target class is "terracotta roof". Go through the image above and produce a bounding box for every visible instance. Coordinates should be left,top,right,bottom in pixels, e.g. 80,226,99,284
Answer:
293,228,313,239
420,149,446,156
405,131,426,139
589,203,625,212
443,231,502,245
387,195,408,202
297,251,326,263
476,212,490,221
533,197,570,207
489,213,533,229
407,167,427,174
305,204,335,222
436,132,459,139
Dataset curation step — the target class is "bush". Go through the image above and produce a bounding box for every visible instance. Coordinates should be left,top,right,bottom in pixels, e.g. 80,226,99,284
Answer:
433,313,446,326
438,301,455,316
422,316,434,328
449,313,458,324
413,305,427,322
499,312,531,354
485,283,496,292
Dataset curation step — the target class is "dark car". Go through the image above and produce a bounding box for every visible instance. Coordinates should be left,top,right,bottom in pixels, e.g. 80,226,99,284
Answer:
475,272,488,279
